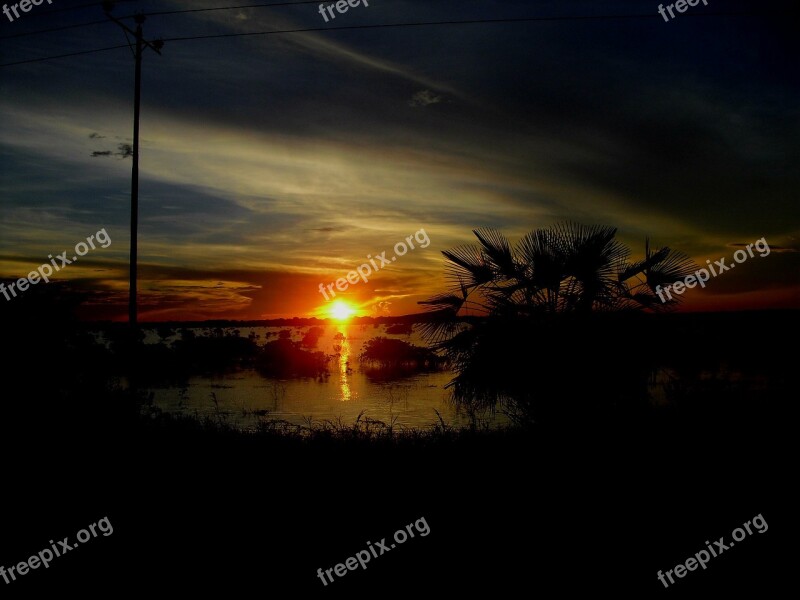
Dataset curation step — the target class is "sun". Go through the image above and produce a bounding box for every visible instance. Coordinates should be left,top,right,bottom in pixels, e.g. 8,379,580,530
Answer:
329,300,355,321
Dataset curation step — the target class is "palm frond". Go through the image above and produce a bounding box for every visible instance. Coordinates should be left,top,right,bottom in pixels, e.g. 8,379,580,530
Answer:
515,229,564,290
418,292,466,312
417,315,470,347
473,227,517,280
441,244,495,290
645,246,697,288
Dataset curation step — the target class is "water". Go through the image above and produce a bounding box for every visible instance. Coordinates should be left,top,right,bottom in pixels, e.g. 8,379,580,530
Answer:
142,322,505,431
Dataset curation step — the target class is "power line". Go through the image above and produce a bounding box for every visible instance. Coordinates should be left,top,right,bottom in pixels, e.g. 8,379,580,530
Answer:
2,0,781,42
0,18,108,40
0,0,321,40
21,0,138,20
0,11,779,68
0,0,772,41
1,43,129,66
140,0,326,18
160,12,768,43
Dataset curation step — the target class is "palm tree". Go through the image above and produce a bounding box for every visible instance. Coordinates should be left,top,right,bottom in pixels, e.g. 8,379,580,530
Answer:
419,223,697,422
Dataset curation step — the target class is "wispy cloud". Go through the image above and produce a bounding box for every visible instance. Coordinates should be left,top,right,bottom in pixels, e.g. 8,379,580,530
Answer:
409,89,443,107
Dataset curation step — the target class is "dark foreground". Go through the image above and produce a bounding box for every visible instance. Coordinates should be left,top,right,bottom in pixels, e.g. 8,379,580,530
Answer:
3,401,793,595
1,310,795,594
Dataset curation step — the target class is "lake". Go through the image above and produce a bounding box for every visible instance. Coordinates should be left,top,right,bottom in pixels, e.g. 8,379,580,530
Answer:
139,322,506,431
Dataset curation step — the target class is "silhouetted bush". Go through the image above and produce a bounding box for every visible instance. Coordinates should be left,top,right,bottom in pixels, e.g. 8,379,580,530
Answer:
255,338,329,377
385,322,413,335
301,326,325,348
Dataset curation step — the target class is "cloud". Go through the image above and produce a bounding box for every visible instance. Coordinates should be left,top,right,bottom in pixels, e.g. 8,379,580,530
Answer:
372,301,391,316
409,90,443,108
169,0,464,99
90,143,132,159
116,143,133,158
1,0,797,318
729,241,799,254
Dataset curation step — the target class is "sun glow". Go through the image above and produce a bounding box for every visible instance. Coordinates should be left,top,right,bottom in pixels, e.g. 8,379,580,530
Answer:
330,300,355,321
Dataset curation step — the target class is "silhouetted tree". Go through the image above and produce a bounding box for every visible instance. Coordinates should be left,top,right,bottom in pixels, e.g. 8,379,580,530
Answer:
419,223,697,422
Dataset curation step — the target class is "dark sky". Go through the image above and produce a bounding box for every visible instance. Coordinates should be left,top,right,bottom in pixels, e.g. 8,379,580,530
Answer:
1,0,798,320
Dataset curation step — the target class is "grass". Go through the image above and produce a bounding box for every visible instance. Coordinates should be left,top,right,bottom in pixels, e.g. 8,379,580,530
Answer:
142,401,501,450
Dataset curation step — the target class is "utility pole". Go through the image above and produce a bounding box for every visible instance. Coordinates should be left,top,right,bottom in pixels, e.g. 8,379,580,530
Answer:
103,2,163,336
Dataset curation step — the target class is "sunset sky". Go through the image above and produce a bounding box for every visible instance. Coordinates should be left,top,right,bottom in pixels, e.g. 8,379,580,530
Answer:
1,0,797,321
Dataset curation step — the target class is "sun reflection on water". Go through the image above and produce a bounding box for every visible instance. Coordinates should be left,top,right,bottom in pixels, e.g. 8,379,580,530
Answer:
337,327,351,402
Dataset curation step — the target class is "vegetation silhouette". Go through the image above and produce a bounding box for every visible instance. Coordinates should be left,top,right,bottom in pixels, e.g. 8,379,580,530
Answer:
255,337,329,378
359,336,445,382
420,223,698,423
301,325,325,348
385,322,414,335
